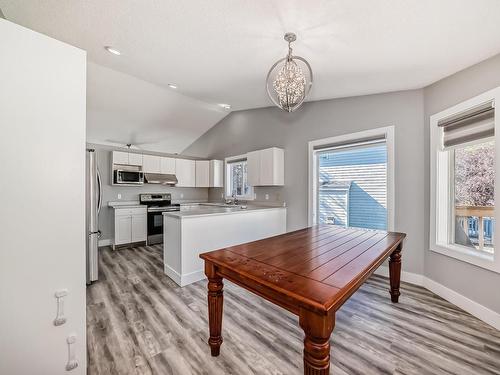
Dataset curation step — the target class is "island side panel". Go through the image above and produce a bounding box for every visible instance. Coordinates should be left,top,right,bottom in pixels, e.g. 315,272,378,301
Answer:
164,215,183,284
171,208,287,287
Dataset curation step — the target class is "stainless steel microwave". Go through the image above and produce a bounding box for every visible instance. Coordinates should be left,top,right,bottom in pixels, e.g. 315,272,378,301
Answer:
114,170,144,185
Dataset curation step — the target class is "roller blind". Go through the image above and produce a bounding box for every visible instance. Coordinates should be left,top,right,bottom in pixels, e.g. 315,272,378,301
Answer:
438,100,495,148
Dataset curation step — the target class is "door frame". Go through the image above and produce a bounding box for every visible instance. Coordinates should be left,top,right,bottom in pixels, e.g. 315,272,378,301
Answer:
307,126,395,230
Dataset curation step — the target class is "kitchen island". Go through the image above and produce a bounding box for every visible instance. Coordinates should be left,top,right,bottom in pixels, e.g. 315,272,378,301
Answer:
163,204,287,286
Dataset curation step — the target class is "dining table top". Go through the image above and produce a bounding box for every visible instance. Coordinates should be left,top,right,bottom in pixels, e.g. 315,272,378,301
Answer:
200,225,406,314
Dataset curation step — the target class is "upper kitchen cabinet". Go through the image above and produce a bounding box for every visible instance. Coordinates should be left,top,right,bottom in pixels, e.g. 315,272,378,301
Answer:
209,160,224,187
160,157,176,174
142,154,161,173
195,160,210,187
175,159,196,187
247,147,284,186
112,151,143,166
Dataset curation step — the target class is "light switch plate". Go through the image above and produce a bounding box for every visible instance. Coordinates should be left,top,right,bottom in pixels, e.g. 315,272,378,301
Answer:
117,193,122,200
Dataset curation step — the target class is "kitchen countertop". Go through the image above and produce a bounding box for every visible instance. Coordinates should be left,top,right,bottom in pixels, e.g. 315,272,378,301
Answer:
108,201,145,209
163,204,285,218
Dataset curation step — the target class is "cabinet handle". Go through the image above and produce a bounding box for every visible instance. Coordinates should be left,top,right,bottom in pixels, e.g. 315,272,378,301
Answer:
53,289,68,326
65,334,78,371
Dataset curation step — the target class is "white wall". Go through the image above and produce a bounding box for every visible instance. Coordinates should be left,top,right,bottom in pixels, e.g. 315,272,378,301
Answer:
0,19,87,374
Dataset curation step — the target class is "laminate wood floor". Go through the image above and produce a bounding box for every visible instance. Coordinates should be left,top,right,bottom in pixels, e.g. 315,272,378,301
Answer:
87,245,500,375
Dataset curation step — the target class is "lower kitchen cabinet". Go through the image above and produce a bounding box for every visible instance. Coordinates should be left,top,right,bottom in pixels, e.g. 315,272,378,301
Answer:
114,207,147,248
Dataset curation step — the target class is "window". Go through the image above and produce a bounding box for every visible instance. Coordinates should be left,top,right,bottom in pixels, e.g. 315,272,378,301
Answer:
309,126,395,231
430,88,500,273
225,156,253,199
316,142,388,230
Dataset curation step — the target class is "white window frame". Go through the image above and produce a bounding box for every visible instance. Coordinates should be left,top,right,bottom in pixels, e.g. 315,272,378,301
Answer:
224,154,254,200
308,126,395,231
429,87,500,273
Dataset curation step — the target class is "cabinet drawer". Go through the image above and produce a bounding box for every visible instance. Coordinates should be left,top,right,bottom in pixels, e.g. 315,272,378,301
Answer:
115,207,146,216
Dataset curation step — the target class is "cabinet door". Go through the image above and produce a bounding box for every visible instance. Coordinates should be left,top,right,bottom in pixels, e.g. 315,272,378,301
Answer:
259,148,275,186
131,214,147,242
195,160,210,187
115,215,132,245
128,153,143,166
246,150,261,186
142,154,161,173
209,160,223,187
160,157,176,174
113,151,129,165
175,159,196,187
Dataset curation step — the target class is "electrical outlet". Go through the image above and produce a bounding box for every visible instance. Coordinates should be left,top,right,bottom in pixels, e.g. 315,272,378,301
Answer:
221,192,224,199
180,193,184,199
265,194,269,200
117,193,122,200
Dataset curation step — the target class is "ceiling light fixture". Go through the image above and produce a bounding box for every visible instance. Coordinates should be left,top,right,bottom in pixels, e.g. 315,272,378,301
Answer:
168,84,178,89
266,32,313,113
219,103,231,110
104,46,121,56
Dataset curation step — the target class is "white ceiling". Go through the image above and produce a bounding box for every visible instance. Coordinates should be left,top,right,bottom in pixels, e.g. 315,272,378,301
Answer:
86,62,227,154
3,0,500,151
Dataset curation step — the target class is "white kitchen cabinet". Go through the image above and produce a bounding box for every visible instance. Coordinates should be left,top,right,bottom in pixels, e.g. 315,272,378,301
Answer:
175,159,196,187
247,147,284,186
247,150,261,186
112,151,143,166
160,156,176,174
128,153,143,166
131,213,147,242
114,207,147,247
112,151,129,165
195,160,210,187
142,154,161,173
209,160,224,187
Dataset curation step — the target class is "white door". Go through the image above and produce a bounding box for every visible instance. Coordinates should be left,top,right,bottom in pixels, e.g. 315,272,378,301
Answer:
115,215,132,245
0,19,87,374
131,214,147,242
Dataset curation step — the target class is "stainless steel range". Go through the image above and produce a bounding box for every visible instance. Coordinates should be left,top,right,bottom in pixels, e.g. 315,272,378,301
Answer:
140,193,180,245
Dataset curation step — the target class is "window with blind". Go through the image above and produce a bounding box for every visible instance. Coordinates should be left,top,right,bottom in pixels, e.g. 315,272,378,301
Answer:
430,89,500,273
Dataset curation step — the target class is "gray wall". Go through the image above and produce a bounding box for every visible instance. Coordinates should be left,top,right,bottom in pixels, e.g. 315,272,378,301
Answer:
424,53,500,313
184,90,425,275
89,143,209,243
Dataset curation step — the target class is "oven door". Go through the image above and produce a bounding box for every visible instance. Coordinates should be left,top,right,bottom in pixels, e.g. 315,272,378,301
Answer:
147,211,164,244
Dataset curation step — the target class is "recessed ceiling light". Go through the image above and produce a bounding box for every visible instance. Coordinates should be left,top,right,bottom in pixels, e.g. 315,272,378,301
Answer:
219,103,231,110
104,46,121,56
168,84,178,89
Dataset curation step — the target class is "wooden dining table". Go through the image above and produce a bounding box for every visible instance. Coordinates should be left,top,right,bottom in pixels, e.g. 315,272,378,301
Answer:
199,225,406,374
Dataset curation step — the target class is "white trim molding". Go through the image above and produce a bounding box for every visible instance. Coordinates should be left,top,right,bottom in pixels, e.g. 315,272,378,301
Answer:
429,86,500,273
308,126,395,230
374,266,500,330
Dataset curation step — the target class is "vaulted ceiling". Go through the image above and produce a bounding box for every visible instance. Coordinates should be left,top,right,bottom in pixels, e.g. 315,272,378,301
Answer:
2,0,500,152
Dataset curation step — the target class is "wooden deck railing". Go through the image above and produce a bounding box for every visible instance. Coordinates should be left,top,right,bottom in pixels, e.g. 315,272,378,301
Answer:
455,206,494,250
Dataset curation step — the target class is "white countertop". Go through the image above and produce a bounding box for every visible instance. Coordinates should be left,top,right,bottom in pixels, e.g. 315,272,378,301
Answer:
163,204,285,218
108,201,145,209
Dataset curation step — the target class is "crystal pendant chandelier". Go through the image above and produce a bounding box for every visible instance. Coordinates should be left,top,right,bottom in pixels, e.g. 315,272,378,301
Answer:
266,32,313,112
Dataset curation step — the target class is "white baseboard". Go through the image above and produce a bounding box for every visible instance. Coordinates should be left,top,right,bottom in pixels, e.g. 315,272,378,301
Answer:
164,265,206,287
374,265,425,286
98,239,112,247
374,265,500,330
423,277,500,331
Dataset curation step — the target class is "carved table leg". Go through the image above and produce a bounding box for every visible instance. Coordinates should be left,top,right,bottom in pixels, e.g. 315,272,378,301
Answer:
389,243,402,303
205,262,224,356
299,308,335,375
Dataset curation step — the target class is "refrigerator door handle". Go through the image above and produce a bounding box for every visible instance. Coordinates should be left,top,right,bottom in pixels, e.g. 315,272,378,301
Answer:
97,169,102,215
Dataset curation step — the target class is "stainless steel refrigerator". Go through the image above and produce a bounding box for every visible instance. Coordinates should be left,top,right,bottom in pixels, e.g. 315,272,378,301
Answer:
86,149,102,284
